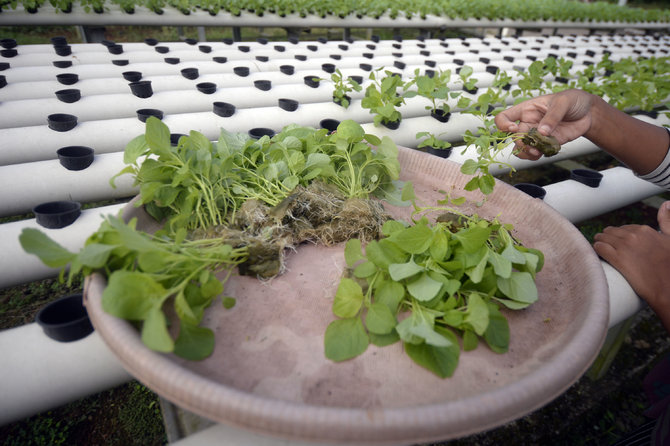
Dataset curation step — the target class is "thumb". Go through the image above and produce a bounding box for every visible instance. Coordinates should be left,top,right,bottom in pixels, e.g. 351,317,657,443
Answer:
658,201,670,235
537,94,573,136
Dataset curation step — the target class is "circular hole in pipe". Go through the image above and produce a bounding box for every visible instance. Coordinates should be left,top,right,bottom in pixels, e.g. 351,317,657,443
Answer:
55,88,81,103
514,183,547,200
570,169,603,188
320,119,340,133
57,145,94,170
47,113,78,132
33,200,82,229
35,294,94,342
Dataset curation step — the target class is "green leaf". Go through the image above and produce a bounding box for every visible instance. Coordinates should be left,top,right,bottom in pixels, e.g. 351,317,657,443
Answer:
409,322,452,347
464,293,489,335
400,181,416,203
404,328,460,378
123,134,148,165
375,279,405,314
173,322,215,360
462,329,479,351
78,243,116,268
488,251,512,278
354,260,377,278
407,272,443,302
501,243,527,264
390,223,434,254
19,228,76,268
333,278,364,318
465,250,489,283
145,116,171,157
453,226,492,253
496,271,538,304
460,159,479,175
222,297,236,309
388,258,424,281
102,270,166,320
141,306,174,353
484,305,510,353
365,302,396,334
429,230,449,261
369,331,400,347
336,120,365,142
344,239,364,267
324,318,369,362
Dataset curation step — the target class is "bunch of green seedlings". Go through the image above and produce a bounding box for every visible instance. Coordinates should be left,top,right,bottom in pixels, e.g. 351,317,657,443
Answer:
361,68,407,127
325,183,543,378
20,216,247,360
326,69,362,109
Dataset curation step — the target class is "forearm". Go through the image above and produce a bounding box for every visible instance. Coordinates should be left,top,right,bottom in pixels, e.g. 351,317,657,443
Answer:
586,95,670,175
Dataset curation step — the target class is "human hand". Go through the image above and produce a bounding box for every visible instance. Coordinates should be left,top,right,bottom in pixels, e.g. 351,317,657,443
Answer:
593,201,670,334
494,89,595,160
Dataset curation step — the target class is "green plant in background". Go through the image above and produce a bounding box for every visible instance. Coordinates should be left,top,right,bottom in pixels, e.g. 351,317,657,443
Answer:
403,68,459,118
324,183,543,378
416,131,452,152
328,69,362,108
361,68,406,127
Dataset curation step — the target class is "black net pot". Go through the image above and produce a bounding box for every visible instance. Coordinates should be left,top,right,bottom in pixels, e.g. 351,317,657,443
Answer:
294,55,307,61
112,59,129,66
212,56,227,64
304,76,320,88
382,119,401,130
278,98,299,112
171,133,187,146
136,108,164,122
33,200,82,229
320,118,340,133
56,145,94,171
56,73,79,85
254,80,272,91
322,63,336,74
256,56,269,63
514,183,547,200
50,36,67,46
426,146,453,159
47,113,78,132
1,48,18,58
431,109,451,123
233,66,250,77
0,75,5,88
181,67,199,79
145,38,159,46
122,71,142,82
248,128,275,140
55,88,81,103
155,46,170,54
54,44,71,56
35,294,94,342
571,169,603,188
1,38,17,49
185,38,198,45
164,57,180,65
0,62,10,71
213,101,235,117
108,44,123,55
129,80,153,98
280,65,295,75
196,82,217,94
53,61,73,69
198,45,212,53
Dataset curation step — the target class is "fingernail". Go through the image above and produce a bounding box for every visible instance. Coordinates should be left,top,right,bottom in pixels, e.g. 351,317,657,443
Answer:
538,125,551,135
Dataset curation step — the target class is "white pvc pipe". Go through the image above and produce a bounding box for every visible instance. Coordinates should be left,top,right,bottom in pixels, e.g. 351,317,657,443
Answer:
0,5,668,29
0,203,126,289
0,323,131,426
0,152,136,217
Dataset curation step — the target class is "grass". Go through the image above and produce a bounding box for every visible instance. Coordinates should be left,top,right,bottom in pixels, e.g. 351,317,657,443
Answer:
1,22,669,446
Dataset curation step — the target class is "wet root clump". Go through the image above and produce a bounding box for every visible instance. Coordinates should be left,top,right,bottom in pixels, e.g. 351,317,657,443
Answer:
191,182,390,278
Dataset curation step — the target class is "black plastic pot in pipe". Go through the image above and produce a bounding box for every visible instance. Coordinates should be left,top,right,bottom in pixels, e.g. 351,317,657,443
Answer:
359,63,372,72
426,146,452,159
36,294,94,342
320,118,340,133
108,44,123,55
304,76,320,88
280,65,295,75
198,45,212,53
1,38,17,49
256,56,269,63
47,113,78,132
129,81,153,98
0,62,10,71
50,36,67,46
55,88,81,103
197,82,217,94
254,80,272,91
181,67,199,79
164,57,179,65
233,66,250,77
170,133,186,146
274,45,286,52
382,119,401,130
278,98,299,112
213,56,227,64
571,169,603,188
112,60,128,66
213,102,235,117
431,109,451,123
514,183,547,200
57,146,94,171
185,38,198,45
349,75,363,85
53,61,72,69
238,45,250,53
155,46,169,54
33,200,81,229
137,108,164,122
54,44,71,56
145,38,158,46
56,73,79,85
0,75,5,89
122,71,142,82
294,54,307,62
322,63,335,74
1,49,18,58
249,128,275,140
